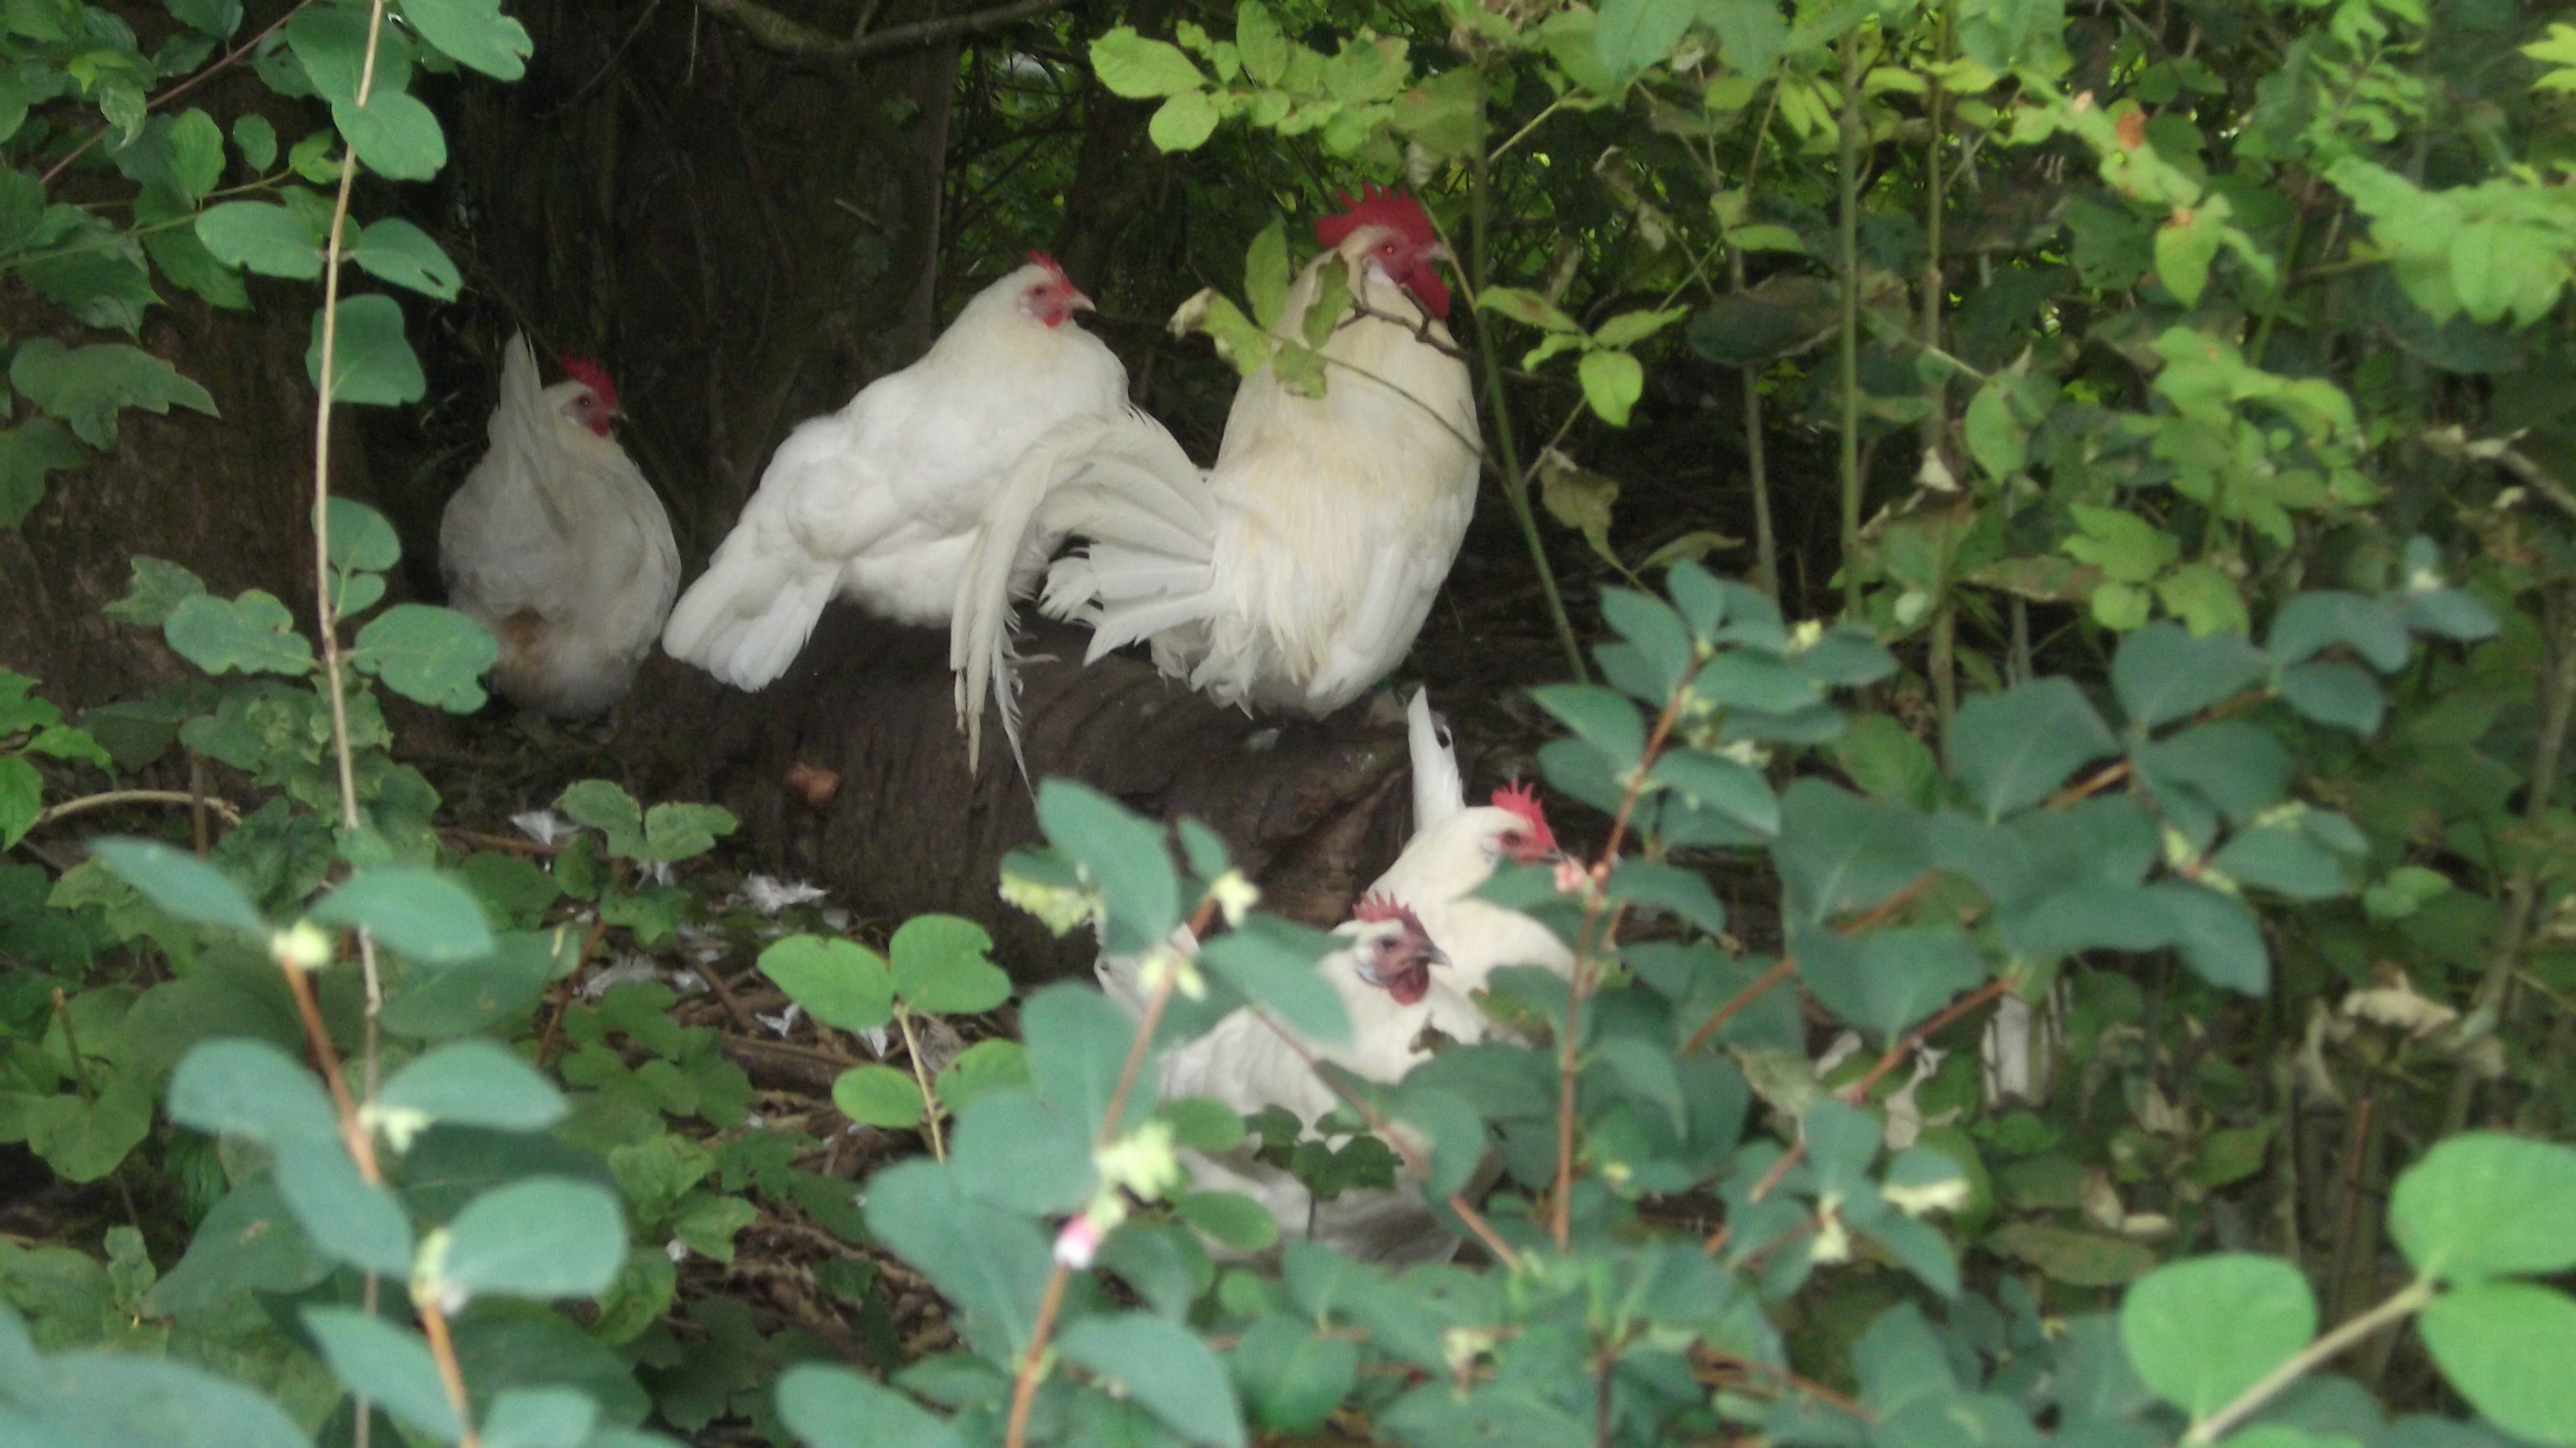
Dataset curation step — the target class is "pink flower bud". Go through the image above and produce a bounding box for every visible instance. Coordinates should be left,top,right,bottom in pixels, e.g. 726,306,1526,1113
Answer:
1054,1213,1102,1270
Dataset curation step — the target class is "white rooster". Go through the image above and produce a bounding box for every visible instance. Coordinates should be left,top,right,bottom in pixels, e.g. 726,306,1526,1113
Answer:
952,187,1480,770
439,335,679,719
663,255,1128,690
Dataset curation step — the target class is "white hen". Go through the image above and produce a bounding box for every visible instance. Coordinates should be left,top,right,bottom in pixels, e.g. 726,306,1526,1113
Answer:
1375,689,1574,995
662,256,1128,690
439,335,679,719
953,187,1479,770
1104,897,1486,1263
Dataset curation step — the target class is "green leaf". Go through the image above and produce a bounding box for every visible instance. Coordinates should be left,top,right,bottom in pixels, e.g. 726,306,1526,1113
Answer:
2209,826,2347,900
1231,1315,1356,1433
301,1306,463,1442
2154,881,2269,995
1150,91,1223,152
1607,859,1727,933
441,1177,627,1299
101,555,207,627
350,603,497,711
1794,922,1987,1040
1989,1222,2158,1286
2277,662,2383,734
1155,1096,1247,1153
1058,1312,1245,1448
273,1138,415,1273
1036,780,1179,957
326,495,402,571
163,590,316,677
0,758,35,850
1179,1190,1278,1252
1024,982,1154,1139
949,1091,1093,1214
1947,678,2119,821
481,1387,600,1448
9,338,217,449
757,935,895,1033
166,1039,339,1147
1242,220,1291,330
310,868,496,964
1595,0,1696,78
832,1064,927,1129
2389,1133,2576,1284
10,1353,310,1448
1531,683,1646,774
195,201,320,279
1198,915,1351,1047
1481,287,1582,332
232,114,276,169
1092,28,1209,97
638,801,735,862
2154,209,2221,305
379,1040,565,1136
0,418,88,527
1964,375,2029,479
2111,622,2271,731
1649,748,1780,835
775,1363,964,1448
1235,3,1289,85
2268,591,2412,672
309,293,428,406
401,0,531,79
934,1038,1030,1115
890,915,1013,1015
1578,349,1645,426
346,216,462,298
2417,1282,2576,1447
147,1179,328,1319
1774,778,1931,922
865,1159,1053,1353
88,837,267,936
2119,1254,2316,1420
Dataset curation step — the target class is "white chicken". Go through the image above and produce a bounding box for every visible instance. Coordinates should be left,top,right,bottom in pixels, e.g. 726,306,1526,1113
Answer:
952,187,1480,770
662,255,1128,690
1374,689,1574,994
1104,896,1485,1264
439,335,679,719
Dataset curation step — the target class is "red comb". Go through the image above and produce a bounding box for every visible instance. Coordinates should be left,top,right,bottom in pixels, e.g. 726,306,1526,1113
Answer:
1027,251,1070,285
1352,891,1419,928
1313,184,1437,250
558,356,617,414
1491,782,1555,849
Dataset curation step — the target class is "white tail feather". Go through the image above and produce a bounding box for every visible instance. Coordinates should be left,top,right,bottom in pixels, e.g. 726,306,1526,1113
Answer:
1407,687,1463,837
661,549,837,691
950,409,1215,775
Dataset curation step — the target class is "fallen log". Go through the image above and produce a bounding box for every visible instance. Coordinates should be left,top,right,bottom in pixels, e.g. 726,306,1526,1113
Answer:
612,606,1420,980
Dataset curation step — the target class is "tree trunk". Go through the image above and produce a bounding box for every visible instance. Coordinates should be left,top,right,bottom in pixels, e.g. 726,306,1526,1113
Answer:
611,608,1420,980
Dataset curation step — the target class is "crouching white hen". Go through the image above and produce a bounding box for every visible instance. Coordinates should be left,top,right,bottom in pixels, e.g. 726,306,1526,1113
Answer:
439,335,679,719
663,256,1128,690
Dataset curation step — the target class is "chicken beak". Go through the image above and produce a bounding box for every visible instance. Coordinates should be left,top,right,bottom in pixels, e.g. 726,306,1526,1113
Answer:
1072,289,1097,314
1423,242,1455,265
1424,942,1451,971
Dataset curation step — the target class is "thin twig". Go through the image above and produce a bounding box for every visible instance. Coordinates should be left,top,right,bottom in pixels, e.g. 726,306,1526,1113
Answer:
895,1007,948,1162
39,0,322,186
1681,957,1798,1054
32,788,243,830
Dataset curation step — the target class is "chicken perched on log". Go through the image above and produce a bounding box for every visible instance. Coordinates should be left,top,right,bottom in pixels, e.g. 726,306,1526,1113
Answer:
953,187,1481,770
663,255,1128,691
439,335,679,719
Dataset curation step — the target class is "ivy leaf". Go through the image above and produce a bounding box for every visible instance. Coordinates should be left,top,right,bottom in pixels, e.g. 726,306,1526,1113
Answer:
0,418,88,526
10,338,217,449
350,603,497,712
889,915,1012,1016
